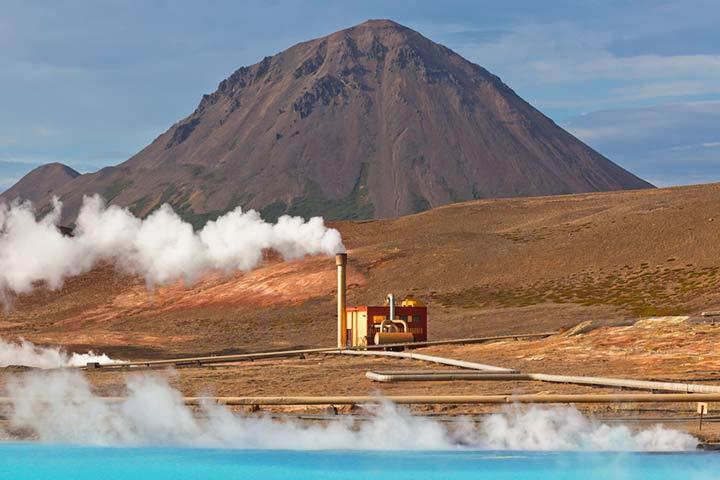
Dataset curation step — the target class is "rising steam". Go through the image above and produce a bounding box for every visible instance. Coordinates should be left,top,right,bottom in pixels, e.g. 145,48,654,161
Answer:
0,195,344,294
0,338,116,369
0,370,698,451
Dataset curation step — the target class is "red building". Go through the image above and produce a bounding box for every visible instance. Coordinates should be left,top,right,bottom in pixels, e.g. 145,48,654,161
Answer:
345,300,428,347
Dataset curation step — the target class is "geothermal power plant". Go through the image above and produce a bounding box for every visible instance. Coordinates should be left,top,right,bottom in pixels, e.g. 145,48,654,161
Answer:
336,253,428,349
32,252,717,436
4,7,720,478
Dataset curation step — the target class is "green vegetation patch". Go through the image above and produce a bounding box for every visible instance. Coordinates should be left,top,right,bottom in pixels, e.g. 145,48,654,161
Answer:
411,192,430,214
270,163,375,221
35,203,54,220
259,201,289,223
158,184,178,205
102,179,134,202
129,196,151,217
174,209,226,230
190,165,205,177
143,184,221,229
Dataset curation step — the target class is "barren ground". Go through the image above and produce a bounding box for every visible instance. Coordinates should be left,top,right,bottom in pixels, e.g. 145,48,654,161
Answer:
3,184,720,441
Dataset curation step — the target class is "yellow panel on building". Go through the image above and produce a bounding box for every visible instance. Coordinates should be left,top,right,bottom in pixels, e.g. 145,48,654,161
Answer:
347,309,369,347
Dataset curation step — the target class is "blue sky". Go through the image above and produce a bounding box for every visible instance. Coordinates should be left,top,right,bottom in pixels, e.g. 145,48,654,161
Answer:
1,0,719,189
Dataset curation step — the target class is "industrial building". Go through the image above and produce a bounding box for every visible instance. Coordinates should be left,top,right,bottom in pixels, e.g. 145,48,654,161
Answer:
336,253,428,348
345,301,428,347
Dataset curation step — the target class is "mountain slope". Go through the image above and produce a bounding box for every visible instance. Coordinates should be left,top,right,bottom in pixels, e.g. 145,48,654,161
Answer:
14,19,652,224
1,163,80,205
3,183,720,356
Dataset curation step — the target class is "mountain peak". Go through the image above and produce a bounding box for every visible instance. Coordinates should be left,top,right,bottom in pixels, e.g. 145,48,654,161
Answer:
8,21,652,225
1,162,80,205
353,19,406,29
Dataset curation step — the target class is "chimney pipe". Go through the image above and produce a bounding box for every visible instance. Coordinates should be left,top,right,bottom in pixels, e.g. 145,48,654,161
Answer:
386,293,395,325
336,253,348,349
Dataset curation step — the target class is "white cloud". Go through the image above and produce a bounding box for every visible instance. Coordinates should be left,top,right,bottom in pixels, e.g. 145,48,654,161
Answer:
437,21,720,111
669,141,720,151
529,53,720,83
1,2,718,191
564,101,720,186
610,80,720,101
565,101,720,146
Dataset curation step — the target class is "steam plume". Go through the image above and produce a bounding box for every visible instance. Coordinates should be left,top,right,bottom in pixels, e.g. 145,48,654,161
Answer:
1,370,698,451
0,338,116,369
0,195,344,294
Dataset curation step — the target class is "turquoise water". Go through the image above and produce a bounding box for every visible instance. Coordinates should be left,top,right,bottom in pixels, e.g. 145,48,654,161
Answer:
1,445,719,479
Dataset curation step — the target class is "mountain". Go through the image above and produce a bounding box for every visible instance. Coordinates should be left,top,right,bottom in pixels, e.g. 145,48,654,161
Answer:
1,162,80,205
3,19,652,225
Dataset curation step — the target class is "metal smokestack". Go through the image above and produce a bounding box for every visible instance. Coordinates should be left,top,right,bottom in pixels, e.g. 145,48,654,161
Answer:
336,253,348,348
386,293,395,324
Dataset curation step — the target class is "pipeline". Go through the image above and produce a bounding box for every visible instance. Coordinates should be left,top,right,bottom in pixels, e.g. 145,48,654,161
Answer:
367,370,501,375
266,413,720,424
365,370,720,393
380,293,409,333
366,371,531,382
387,293,395,327
335,349,516,373
78,333,556,370
2,393,720,406
354,350,720,394
528,373,720,394
366,371,720,393
263,412,720,424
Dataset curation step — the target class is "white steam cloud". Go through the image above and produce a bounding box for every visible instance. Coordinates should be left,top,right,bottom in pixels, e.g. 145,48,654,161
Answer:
0,195,345,294
471,404,697,451
0,338,117,369
0,370,698,451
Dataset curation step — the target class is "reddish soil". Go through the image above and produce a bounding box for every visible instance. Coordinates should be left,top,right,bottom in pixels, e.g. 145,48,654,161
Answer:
3,184,720,440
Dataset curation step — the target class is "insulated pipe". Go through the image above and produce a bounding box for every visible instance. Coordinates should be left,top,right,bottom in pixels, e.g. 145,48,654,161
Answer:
3,393,720,406
336,253,347,349
366,371,532,382
393,319,409,332
379,318,398,333
336,349,516,373
379,319,408,333
73,332,557,370
369,370,506,375
373,332,414,345
184,393,720,405
387,293,395,325
347,350,720,394
528,373,720,394
381,294,408,336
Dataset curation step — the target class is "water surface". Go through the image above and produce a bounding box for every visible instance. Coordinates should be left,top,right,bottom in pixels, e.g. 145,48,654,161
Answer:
1,444,718,479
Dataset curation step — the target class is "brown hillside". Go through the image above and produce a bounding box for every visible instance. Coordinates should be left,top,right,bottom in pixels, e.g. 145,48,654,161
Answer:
0,163,79,205
15,19,650,226
1,183,717,358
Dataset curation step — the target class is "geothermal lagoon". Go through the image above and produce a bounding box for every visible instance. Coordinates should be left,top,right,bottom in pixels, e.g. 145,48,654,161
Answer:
2,445,718,479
